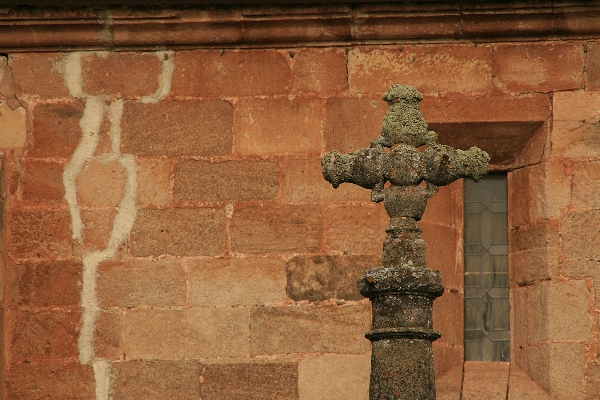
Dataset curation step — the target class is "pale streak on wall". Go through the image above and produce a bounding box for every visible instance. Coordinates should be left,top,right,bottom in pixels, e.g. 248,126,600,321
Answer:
142,51,174,104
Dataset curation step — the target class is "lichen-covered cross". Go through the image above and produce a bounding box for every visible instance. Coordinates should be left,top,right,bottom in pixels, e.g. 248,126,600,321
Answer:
321,84,490,400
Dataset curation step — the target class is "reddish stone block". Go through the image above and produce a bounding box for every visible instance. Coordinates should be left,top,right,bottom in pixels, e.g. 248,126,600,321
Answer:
9,209,72,259
348,44,492,94
10,52,70,98
21,160,65,204
174,160,279,202
552,90,600,159
121,100,233,156
131,208,227,257
508,167,531,229
354,14,461,41
510,219,559,253
572,161,600,209
136,157,172,206
493,43,584,92
188,257,286,306
5,362,95,399
433,290,462,346
82,52,162,97
74,208,117,256
230,205,324,255
29,100,85,158
112,360,201,400
6,260,82,308
463,9,553,38
200,362,299,400
512,286,527,349
528,162,571,221
97,259,187,308
588,42,600,89
562,210,600,260
171,50,291,97
235,98,322,156
325,204,388,255
421,222,460,288
299,354,370,400
421,180,461,226
250,303,371,355
76,157,127,207
325,96,387,153
292,48,347,93
511,247,560,285
95,310,123,361
461,361,509,400
10,309,80,360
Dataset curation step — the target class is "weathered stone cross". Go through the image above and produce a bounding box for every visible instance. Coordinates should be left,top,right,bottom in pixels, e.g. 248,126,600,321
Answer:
322,84,490,400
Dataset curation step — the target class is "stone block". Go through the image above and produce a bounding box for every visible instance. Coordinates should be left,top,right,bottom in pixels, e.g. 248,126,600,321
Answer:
235,98,322,156
6,260,82,308
587,362,600,399
507,166,531,229
291,48,347,93
121,100,233,156
493,43,584,92
21,160,65,203
552,90,600,159
124,308,249,359
348,44,492,94
435,364,462,400
174,160,279,202
75,208,117,256
461,361,509,400
76,157,127,207
230,205,323,255
111,360,201,400
82,52,161,97
528,162,571,221
199,362,299,400
511,247,560,285
286,254,379,301
131,208,227,257
433,290,462,346
5,363,95,399
29,100,84,157
325,204,388,255
507,363,553,400
511,286,528,349
9,209,72,259
572,161,600,209
10,309,80,360
325,95,387,153
97,259,187,308
10,52,70,98
433,345,463,382
510,219,559,252
298,354,370,400
282,157,368,202
94,310,123,361
528,279,592,343
561,259,600,309
588,42,600,89
421,222,460,288
562,210,600,260
0,103,27,149
421,181,460,227
136,157,172,205
188,257,287,306
250,303,371,355
171,50,291,97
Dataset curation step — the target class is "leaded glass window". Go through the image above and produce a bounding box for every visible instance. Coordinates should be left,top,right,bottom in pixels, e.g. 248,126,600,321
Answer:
464,173,510,361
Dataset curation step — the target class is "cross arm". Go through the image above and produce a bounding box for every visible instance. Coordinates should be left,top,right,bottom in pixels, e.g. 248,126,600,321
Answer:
422,144,490,186
322,146,385,198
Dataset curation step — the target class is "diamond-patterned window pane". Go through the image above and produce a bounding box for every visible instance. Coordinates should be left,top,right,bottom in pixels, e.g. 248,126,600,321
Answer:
464,174,510,362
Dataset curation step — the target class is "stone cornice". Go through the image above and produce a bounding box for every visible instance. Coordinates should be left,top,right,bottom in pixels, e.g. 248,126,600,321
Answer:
1,2,599,51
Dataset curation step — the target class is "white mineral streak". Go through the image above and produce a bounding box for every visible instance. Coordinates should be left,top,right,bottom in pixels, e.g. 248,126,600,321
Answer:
62,53,138,400
141,51,174,104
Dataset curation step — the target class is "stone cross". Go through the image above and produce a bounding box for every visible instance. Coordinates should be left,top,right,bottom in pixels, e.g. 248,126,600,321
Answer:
322,84,490,400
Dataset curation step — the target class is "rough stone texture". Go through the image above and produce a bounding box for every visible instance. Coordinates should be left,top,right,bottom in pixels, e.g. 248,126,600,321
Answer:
507,166,530,229
124,308,249,359
528,279,593,342
292,48,347,93
587,362,600,400
21,160,65,203
6,260,82,307
510,219,560,284
29,100,84,157
199,362,299,400
432,290,462,346
435,364,463,400
75,208,117,256
587,42,600,89
562,210,600,260
131,208,227,257
10,52,70,98
172,50,291,97
10,309,80,360
235,98,322,155
8,209,72,259
136,157,172,205
97,259,187,308
561,259,600,309
174,160,279,202
511,286,528,349
121,100,233,156
5,363,95,399
188,257,286,306
286,254,380,301
299,355,370,400
76,157,127,207
461,361,509,400
507,364,553,400
0,103,27,148
94,310,123,360
493,43,584,92
552,90,600,159
230,205,323,255
325,204,388,255
111,360,201,400
421,222,460,288
82,52,161,97
250,303,371,355
528,162,571,221
572,161,600,209
348,45,492,94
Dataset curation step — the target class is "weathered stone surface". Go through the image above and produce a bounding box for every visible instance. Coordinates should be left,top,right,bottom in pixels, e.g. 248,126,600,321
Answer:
9,209,72,259
29,100,84,157
0,103,27,148
528,162,571,221
136,157,172,205
286,254,379,301
10,52,70,98
94,310,123,361
552,90,600,159
112,360,201,400
507,364,553,400
5,363,95,399
588,42,600,89
292,48,347,93
299,355,370,400
199,362,299,400
76,157,127,207
432,290,462,346
562,210,600,260
572,161,600,209
325,204,388,255
586,362,600,400
21,160,65,203
461,361,509,400
511,286,528,349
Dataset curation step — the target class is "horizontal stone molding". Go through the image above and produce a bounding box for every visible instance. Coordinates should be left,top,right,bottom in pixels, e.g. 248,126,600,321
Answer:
1,3,600,51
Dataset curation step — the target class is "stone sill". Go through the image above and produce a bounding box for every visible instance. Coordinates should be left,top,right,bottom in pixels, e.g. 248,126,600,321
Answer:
1,2,600,51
